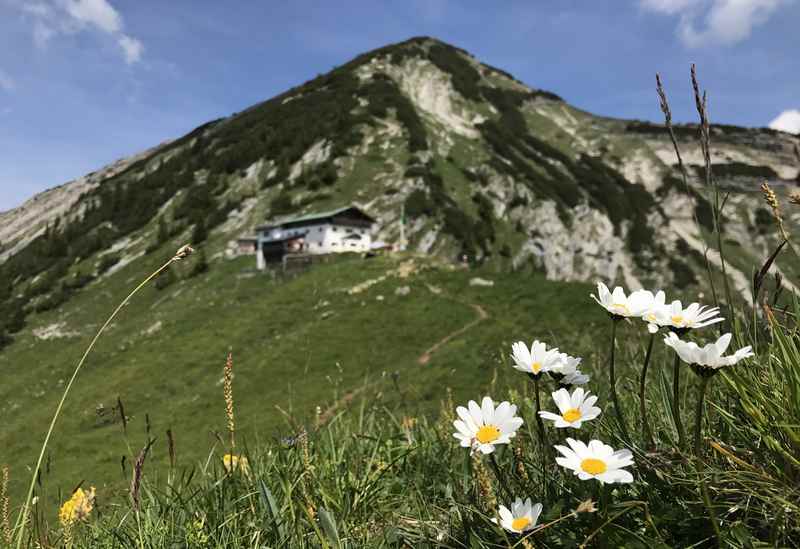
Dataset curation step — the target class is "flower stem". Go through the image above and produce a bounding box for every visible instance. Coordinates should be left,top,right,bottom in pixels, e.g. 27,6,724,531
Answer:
608,320,630,441
15,250,188,549
695,460,721,543
532,376,546,447
671,354,687,449
488,454,513,501
639,333,656,448
693,375,711,456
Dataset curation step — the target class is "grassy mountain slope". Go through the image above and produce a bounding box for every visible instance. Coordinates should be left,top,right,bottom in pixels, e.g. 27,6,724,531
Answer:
0,249,607,504
1,36,799,512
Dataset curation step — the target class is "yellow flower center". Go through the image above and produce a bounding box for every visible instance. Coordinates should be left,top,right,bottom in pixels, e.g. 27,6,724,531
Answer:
612,303,629,315
531,361,542,374
646,312,656,322
511,517,532,531
580,458,607,475
476,425,501,444
671,315,684,326
562,408,582,423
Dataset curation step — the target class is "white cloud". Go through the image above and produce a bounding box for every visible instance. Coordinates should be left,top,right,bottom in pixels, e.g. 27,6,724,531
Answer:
21,2,54,18
641,0,700,14
118,34,143,65
769,109,800,134
0,69,15,92
65,0,121,34
12,0,143,63
33,20,56,48
641,0,787,47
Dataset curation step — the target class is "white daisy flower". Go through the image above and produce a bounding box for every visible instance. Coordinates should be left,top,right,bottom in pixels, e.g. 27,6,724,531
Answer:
492,497,543,534
453,396,523,455
510,340,562,376
636,290,667,333
591,282,652,318
562,369,590,386
539,387,601,428
550,352,580,375
653,300,723,332
663,332,753,370
554,438,634,484
550,353,590,386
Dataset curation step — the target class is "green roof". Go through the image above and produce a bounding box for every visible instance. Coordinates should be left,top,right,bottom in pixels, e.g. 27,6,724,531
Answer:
255,206,373,229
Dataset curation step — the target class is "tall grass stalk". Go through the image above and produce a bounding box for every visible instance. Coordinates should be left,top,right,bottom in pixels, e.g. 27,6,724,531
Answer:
13,245,192,548
690,64,734,312
656,72,719,306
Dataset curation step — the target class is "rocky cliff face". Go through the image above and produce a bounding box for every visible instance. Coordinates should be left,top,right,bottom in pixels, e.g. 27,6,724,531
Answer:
1,36,798,340
0,144,167,263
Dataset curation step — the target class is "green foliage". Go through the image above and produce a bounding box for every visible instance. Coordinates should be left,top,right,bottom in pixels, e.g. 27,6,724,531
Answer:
188,250,209,278
656,174,685,198
191,220,208,245
145,217,171,255
154,266,176,291
476,89,580,214
96,254,121,275
471,192,496,246
269,192,294,217
694,192,716,232
174,183,214,223
404,162,495,258
33,283,70,313
426,44,483,101
0,146,208,348
693,162,779,180
754,207,773,234
669,257,697,288
363,74,428,152
626,120,697,138
404,189,435,218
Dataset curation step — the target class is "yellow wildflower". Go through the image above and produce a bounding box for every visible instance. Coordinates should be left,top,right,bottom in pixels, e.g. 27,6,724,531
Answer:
59,487,95,527
222,454,250,476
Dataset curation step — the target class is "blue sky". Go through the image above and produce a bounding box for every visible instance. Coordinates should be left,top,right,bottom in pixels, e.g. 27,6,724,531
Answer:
1,0,799,212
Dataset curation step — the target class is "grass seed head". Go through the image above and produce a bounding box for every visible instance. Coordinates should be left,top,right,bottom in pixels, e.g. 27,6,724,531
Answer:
513,437,530,484
574,499,598,515
1,466,10,545
472,454,496,512
173,244,195,261
223,352,236,448
761,182,789,240
131,440,153,511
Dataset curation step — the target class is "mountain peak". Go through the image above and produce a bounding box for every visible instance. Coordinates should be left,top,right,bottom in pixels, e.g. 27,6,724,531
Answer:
0,36,798,358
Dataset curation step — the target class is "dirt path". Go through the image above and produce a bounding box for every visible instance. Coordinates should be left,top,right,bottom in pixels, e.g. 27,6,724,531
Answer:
318,283,490,426
417,288,489,365
316,385,367,426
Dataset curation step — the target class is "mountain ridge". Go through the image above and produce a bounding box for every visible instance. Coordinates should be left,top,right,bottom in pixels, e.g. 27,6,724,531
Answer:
1,35,799,348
